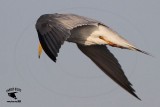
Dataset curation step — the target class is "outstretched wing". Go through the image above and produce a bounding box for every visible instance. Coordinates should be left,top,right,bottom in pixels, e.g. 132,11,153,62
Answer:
36,15,70,62
77,44,141,100
36,13,101,62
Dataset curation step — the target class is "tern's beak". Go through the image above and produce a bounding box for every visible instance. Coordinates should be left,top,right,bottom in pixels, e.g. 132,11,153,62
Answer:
38,43,42,58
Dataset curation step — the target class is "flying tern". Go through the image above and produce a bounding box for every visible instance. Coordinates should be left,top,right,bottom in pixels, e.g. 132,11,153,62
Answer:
36,13,150,100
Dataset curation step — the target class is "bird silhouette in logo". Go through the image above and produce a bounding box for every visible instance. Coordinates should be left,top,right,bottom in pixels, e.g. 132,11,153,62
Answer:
8,92,17,99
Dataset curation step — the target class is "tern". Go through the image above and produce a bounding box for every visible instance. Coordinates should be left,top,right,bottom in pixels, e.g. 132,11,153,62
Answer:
36,13,150,100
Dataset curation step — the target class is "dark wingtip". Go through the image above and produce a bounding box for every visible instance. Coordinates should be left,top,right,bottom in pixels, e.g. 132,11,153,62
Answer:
133,93,141,101
128,89,141,100
138,97,142,101
136,96,142,101
37,30,58,63
53,59,57,62
49,55,57,62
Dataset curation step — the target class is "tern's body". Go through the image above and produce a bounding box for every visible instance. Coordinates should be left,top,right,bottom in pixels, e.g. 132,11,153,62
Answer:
36,13,149,100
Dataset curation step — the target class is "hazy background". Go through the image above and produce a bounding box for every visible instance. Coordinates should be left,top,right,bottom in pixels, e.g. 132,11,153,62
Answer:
0,0,160,107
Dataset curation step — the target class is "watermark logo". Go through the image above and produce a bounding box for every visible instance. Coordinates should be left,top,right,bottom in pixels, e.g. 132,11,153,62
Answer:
6,87,21,103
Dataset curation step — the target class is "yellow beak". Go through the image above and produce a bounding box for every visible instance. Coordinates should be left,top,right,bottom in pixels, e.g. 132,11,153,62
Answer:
38,43,42,58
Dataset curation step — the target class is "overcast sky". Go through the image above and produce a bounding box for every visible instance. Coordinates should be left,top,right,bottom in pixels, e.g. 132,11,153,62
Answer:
0,0,160,107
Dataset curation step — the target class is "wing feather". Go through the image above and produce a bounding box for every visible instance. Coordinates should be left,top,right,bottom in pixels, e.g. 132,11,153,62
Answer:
36,15,70,62
77,44,141,100
36,13,102,62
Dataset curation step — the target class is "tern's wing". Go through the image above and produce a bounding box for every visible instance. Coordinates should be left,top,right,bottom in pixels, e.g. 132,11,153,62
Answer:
36,16,70,62
77,44,141,100
36,13,101,62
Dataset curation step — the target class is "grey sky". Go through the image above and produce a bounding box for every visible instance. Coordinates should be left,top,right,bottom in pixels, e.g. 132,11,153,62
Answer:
0,0,160,107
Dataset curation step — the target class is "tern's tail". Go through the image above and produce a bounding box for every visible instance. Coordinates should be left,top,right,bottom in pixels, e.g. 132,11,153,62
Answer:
127,45,152,56
99,25,152,56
